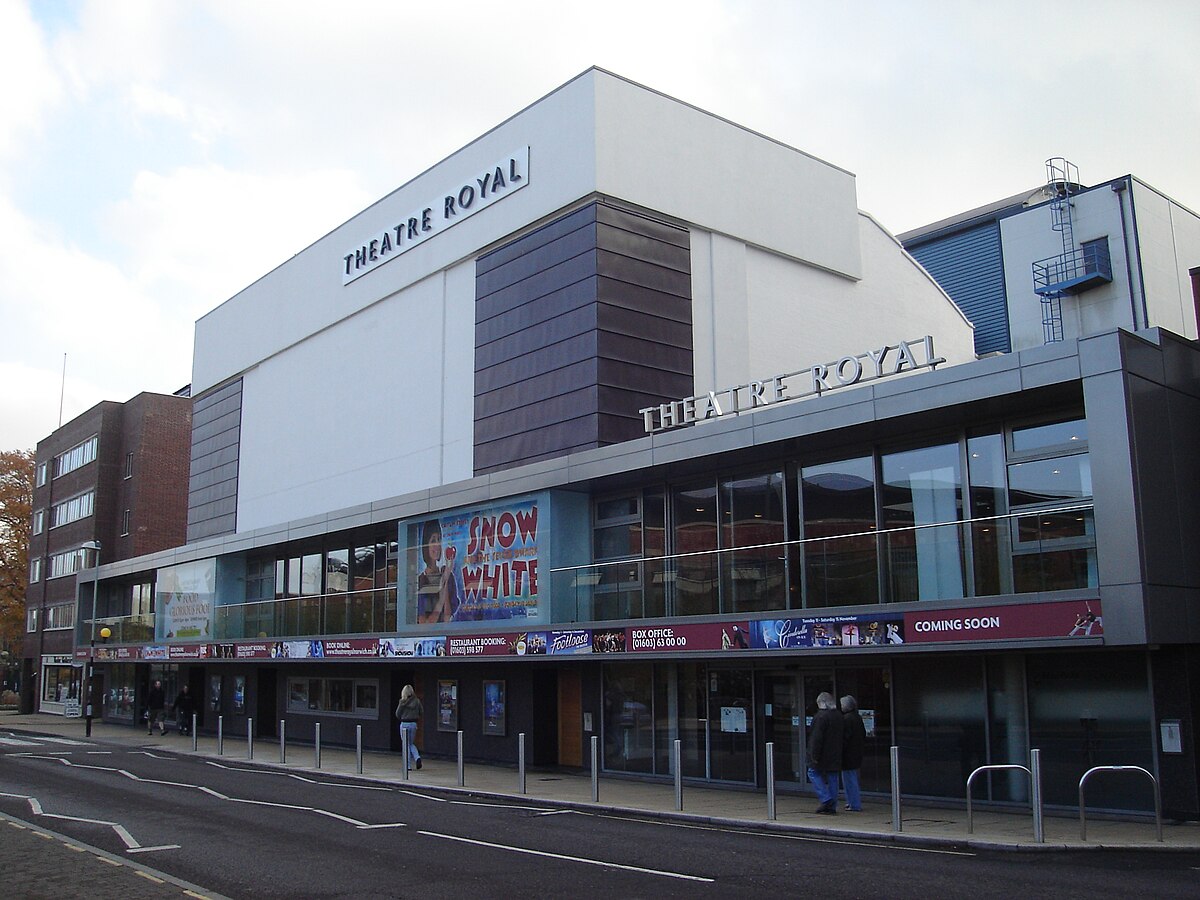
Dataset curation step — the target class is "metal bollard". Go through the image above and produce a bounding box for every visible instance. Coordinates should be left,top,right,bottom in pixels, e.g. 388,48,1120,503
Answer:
248,718,254,760
518,733,527,795
674,739,683,811
315,722,322,768
590,735,599,802
280,720,286,764
1031,748,1044,844
457,731,465,786
218,715,224,755
191,713,198,753
356,724,363,774
891,746,903,832
765,742,776,821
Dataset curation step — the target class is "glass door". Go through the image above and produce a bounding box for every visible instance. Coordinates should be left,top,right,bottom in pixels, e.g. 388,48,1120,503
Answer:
763,674,804,783
707,668,754,782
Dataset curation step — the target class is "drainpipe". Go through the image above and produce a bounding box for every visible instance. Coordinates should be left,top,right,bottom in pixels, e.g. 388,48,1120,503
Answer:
1111,179,1141,331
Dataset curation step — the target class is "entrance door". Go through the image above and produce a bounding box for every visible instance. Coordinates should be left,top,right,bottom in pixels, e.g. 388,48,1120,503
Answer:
707,668,754,782
763,674,803,783
257,669,277,738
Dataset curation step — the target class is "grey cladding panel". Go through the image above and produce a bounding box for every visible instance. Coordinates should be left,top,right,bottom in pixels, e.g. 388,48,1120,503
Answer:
187,378,241,542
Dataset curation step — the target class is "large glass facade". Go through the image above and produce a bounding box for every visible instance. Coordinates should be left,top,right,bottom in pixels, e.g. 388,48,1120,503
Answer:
802,456,878,608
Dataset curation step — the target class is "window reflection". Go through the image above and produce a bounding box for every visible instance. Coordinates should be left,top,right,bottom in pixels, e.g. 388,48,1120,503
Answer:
802,457,878,608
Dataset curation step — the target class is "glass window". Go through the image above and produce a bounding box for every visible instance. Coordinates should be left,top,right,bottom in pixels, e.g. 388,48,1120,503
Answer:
287,678,378,717
802,456,878,608
967,433,1011,597
30,557,42,584
672,482,718,616
51,490,95,528
36,462,47,487
121,509,130,536
124,452,134,479
27,607,39,633
1007,456,1092,507
881,442,964,602
53,435,98,478
1011,417,1087,455
45,605,76,630
642,489,667,618
720,471,786,613
32,509,45,535
327,679,354,712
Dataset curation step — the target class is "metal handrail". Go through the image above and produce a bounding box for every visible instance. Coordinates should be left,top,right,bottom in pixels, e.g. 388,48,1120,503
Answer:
1079,766,1162,842
966,749,1044,842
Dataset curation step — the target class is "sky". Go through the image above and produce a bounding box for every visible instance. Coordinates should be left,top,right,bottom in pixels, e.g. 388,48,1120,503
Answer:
1,0,1197,450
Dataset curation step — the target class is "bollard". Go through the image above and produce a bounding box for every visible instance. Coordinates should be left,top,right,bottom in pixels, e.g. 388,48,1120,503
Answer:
1031,748,1044,844
248,718,254,760
401,726,410,781
518,733,527,795
765,742,776,821
191,713,198,753
591,735,599,802
891,746,903,832
457,731,465,786
674,739,683,811
356,724,363,775
315,722,322,769
218,715,224,755
280,720,286,764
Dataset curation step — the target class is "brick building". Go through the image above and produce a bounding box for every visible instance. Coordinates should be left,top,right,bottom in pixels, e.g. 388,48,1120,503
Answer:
22,390,191,714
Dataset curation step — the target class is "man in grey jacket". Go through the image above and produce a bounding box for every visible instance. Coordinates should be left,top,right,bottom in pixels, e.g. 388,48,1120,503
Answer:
807,691,843,814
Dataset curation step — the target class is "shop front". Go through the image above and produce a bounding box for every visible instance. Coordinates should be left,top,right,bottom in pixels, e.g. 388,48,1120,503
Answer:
38,654,82,717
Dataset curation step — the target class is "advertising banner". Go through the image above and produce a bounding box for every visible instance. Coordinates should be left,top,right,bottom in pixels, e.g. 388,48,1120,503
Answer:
750,615,905,650
156,559,216,641
627,622,751,653
405,498,540,627
321,639,381,659
378,637,446,657
905,599,1103,644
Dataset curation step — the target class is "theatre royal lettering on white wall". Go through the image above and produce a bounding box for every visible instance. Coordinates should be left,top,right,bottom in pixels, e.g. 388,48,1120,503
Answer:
641,335,945,434
342,147,530,284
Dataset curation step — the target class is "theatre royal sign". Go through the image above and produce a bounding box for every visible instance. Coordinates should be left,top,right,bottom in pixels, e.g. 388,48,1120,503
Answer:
341,147,530,285
641,335,945,434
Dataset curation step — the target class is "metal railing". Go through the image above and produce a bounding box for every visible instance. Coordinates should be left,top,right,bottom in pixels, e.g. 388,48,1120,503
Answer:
966,750,1044,842
1079,766,1162,842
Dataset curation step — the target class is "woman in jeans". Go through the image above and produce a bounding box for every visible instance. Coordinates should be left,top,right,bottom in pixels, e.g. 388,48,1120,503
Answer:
395,684,423,770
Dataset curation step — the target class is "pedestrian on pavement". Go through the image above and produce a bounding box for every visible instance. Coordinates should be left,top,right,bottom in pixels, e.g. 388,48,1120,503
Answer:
840,694,866,812
147,680,167,736
395,684,423,770
174,685,196,735
807,691,843,814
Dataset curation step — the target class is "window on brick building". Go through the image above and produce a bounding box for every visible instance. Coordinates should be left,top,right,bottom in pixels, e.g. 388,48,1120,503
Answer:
124,452,134,479
121,509,131,536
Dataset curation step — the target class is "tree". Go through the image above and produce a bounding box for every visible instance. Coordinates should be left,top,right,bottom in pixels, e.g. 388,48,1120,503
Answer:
0,449,35,661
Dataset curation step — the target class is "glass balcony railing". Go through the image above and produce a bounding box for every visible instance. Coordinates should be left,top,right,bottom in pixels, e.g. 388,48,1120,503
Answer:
550,503,1096,623
81,505,1094,645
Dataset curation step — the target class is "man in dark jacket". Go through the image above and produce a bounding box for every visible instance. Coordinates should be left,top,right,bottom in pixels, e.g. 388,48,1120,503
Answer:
807,691,843,814
147,680,166,736
173,685,196,735
841,695,867,811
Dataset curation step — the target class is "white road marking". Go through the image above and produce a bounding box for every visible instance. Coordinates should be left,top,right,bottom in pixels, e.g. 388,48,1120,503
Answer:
357,823,408,830
536,810,577,817
0,737,40,746
35,737,91,746
204,760,390,790
0,791,177,853
12,754,409,831
418,830,715,882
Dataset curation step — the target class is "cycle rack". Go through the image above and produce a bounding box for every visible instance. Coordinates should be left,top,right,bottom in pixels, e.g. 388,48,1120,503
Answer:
1079,766,1162,842
966,749,1044,843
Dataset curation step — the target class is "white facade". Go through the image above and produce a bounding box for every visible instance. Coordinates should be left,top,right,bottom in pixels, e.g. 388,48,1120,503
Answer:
1001,178,1200,351
192,69,976,534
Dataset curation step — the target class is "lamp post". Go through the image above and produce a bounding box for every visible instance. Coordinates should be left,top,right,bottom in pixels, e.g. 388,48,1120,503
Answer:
81,541,100,737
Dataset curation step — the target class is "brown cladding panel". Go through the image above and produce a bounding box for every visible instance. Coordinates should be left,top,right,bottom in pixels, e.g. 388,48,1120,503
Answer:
474,201,692,476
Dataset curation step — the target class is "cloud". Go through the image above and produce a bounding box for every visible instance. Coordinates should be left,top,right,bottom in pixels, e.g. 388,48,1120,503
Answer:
0,1,63,163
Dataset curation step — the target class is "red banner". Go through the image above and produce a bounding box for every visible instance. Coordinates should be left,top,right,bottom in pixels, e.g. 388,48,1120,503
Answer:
627,621,750,652
904,599,1102,644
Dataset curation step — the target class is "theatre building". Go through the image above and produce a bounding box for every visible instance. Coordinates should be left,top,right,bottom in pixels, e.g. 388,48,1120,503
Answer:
78,69,1200,819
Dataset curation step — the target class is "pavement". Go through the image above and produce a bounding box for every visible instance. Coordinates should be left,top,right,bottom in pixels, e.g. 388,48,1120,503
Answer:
3,710,1196,853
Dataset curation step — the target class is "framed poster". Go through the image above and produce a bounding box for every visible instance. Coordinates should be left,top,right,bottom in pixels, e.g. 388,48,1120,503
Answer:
209,675,222,712
482,680,506,736
233,675,246,713
437,680,458,732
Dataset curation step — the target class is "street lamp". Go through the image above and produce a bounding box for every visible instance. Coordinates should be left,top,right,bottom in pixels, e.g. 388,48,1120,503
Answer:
81,541,100,737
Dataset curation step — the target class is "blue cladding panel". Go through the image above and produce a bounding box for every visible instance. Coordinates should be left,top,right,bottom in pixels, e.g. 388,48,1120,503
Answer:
907,223,1010,356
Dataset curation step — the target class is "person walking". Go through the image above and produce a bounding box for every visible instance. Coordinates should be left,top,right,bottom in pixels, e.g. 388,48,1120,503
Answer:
174,684,196,735
395,684,423,771
146,680,167,736
807,691,843,814
841,695,866,812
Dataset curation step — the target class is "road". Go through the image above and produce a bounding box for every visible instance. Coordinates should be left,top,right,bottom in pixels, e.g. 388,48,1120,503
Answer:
1,728,1197,899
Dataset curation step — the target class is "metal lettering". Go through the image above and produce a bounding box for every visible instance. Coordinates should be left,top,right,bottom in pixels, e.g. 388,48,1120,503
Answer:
835,355,862,385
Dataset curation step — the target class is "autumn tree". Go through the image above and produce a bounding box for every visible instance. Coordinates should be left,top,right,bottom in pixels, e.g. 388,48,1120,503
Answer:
0,449,35,661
